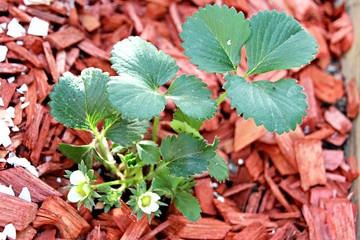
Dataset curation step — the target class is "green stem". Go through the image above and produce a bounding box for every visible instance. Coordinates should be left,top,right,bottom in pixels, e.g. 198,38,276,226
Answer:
152,116,160,142
216,91,227,106
92,127,119,175
92,179,135,189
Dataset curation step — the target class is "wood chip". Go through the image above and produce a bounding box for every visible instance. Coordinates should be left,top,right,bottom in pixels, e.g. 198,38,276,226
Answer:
294,139,327,191
46,26,85,49
0,192,38,231
33,196,90,239
0,167,62,202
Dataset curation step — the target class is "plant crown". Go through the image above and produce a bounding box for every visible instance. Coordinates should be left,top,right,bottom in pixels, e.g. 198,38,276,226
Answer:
49,4,318,222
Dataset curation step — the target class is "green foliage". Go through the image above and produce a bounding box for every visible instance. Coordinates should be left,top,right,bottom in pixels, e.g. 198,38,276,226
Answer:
160,134,217,177
245,10,318,76
208,155,229,181
175,191,201,222
180,4,250,73
108,37,216,120
49,3,318,223
224,75,308,133
166,75,217,119
58,143,93,168
49,68,112,130
170,109,203,138
136,140,160,164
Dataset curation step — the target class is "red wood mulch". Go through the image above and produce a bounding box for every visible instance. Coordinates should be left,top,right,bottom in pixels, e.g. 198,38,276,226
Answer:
0,0,359,239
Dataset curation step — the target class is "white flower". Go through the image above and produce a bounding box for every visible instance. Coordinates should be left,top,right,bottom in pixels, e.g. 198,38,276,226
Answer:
137,192,160,214
67,170,90,203
0,223,16,240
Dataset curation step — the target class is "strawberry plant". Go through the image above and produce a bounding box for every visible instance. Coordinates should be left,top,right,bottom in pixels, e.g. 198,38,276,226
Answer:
49,4,317,222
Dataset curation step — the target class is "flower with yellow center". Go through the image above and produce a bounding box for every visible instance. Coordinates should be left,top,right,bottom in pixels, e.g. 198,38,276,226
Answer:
137,192,160,214
67,170,91,203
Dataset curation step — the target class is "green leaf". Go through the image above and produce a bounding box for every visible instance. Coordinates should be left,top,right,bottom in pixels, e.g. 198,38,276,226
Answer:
58,143,93,169
160,134,216,177
224,75,308,134
245,10,318,76
170,120,202,139
166,75,217,120
180,4,250,73
151,169,175,197
173,109,203,131
208,155,229,182
108,36,178,120
136,140,160,164
174,191,201,222
49,68,112,130
104,116,149,148
170,107,203,138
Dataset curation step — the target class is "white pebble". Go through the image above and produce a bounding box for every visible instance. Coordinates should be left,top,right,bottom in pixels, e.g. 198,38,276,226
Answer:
7,76,15,83
21,101,30,109
17,83,28,94
28,17,49,36
0,97,4,107
0,45,8,62
19,187,32,202
7,18,26,38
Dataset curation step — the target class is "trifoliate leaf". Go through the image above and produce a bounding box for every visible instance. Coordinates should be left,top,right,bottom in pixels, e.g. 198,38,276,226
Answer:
208,155,229,182
174,191,201,222
108,36,178,120
49,68,112,130
160,134,216,177
58,143,93,168
224,75,308,134
166,75,217,120
136,140,160,164
180,4,250,73
104,116,149,148
245,10,318,76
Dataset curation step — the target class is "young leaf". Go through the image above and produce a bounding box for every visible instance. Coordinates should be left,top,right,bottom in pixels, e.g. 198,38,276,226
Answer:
170,120,202,139
224,75,308,134
173,109,203,131
174,191,201,222
151,168,176,197
245,10,318,76
58,143,93,168
208,155,229,182
104,116,149,148
180,4,250,73
136,140,160,164
160,134,216,177
166,75,217,119
108,36,178,120
170,109,203,138
49,68,113,130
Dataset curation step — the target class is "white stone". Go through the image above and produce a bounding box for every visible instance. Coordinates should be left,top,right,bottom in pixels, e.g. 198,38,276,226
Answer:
21,101,30,109
7,76,15,83
0,98,4,107
17,83,28,94
7,18,26,38
0,45,8,62
28,17,49,36
24,0,52,6
19,187,32,202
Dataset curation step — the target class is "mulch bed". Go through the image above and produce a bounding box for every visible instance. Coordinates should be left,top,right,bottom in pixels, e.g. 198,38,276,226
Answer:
0,0,359,239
